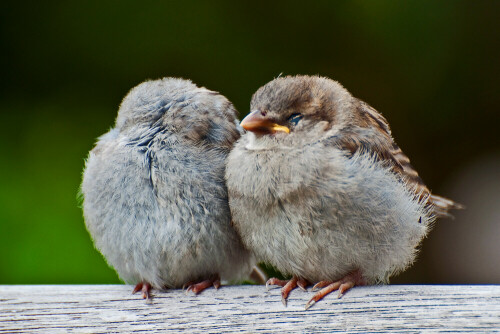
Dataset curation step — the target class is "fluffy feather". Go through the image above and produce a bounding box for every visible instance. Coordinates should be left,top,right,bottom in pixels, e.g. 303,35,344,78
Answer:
82,77,253,289
226,75,461,290
227,138,433,284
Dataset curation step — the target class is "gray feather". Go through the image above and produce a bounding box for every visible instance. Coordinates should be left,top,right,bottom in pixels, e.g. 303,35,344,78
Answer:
81,78,253,289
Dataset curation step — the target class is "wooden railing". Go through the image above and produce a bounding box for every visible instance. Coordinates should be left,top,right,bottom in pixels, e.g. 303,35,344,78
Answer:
1,285,499,332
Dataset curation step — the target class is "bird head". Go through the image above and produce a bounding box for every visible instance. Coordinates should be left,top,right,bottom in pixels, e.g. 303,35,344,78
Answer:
116,77,241,149
241,75,352,138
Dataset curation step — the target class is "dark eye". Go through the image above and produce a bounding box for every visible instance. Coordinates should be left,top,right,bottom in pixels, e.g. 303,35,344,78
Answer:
287,113,303,126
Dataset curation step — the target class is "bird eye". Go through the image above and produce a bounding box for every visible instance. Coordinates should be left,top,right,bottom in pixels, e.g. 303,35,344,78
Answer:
287,113,303,126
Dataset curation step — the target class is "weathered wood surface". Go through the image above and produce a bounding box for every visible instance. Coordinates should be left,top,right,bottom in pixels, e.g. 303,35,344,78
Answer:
1,285,499,333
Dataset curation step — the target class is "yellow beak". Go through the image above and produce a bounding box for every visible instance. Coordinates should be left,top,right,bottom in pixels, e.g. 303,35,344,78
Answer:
240,111,290,134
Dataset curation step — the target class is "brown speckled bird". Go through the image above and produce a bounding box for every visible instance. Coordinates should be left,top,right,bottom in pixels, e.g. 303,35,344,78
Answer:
226,75,462,309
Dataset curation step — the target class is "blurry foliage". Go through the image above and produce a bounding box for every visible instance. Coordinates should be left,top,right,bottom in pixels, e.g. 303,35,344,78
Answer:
0,1,499,284
259,263,288,282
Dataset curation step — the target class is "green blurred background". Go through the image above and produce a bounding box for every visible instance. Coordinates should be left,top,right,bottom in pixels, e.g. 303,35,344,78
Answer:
1,1,499,285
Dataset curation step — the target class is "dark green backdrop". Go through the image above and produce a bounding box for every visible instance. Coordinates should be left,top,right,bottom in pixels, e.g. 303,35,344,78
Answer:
1,1,499,285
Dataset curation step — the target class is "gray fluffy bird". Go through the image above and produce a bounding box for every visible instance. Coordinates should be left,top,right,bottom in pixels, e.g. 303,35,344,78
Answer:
81,78,254,298
226,75,462,309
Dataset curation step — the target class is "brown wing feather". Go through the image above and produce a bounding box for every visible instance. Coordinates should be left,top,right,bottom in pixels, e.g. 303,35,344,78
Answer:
331,99,462,217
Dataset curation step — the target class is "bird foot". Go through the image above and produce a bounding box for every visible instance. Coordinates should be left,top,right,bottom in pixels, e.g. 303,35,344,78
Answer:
184,275,221,295
266,276,309,306
132,282,152,300
305,269,366,310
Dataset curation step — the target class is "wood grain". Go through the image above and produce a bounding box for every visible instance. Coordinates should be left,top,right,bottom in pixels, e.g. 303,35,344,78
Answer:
1,285,499,333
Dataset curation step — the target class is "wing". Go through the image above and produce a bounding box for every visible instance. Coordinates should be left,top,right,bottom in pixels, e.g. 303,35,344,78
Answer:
329,99,462,217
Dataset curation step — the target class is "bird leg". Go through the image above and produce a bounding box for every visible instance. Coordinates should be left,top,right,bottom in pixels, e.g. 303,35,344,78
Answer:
132,282,152,299
266,276,310,306
297,278,309,291
265,277,289,289
184,274,221,295
305,269,366,310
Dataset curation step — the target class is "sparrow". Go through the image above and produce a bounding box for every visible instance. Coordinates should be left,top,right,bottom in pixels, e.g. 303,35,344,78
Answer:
81,77,254,299
225,75,462,309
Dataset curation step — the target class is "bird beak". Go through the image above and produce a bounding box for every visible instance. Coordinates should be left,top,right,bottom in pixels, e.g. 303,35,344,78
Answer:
240,111,290,134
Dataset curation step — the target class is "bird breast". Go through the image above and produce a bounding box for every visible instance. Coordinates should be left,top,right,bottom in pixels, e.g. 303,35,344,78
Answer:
226,137,432,282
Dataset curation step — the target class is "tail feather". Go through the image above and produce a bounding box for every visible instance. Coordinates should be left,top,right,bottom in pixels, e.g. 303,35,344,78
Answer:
429,194,464,219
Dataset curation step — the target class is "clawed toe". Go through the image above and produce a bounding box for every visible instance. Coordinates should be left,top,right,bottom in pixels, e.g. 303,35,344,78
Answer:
132,282,152,300
311,280,331,291
265,278,289,290
297,278,309,291
266,276,309,306
280,278,298,306
185,275,221,295
305,269,366,310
